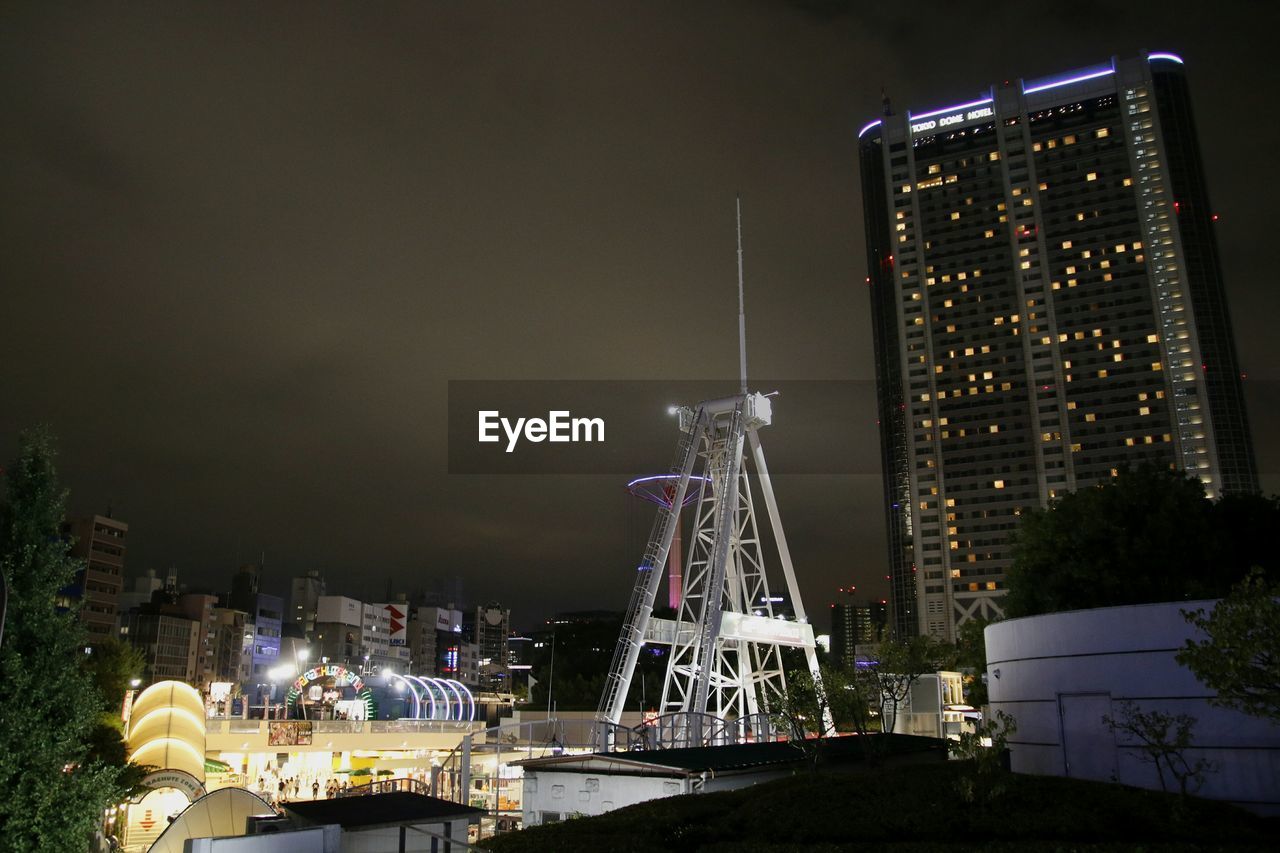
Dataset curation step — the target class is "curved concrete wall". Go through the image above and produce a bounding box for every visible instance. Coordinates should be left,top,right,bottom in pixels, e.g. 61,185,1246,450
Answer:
986,601,1280,815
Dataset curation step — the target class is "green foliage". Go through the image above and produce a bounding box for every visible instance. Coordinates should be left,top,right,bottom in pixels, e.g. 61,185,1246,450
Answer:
1103,701,1213,796
870,635,955,733
1177,568,1280,722
771,665,876,769
1005,465,1279,617
0,429,126,851
952,710,1016,804
953,617,991,706
84,637,145,712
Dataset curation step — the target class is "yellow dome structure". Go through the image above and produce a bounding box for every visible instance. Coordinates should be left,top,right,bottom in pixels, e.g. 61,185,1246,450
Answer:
127,681,207,783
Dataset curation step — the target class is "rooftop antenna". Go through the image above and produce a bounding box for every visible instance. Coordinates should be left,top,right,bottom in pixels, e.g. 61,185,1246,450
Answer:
736,195,747,395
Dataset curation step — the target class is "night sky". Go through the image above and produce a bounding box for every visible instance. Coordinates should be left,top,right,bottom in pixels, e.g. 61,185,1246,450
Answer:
3,1,1276,630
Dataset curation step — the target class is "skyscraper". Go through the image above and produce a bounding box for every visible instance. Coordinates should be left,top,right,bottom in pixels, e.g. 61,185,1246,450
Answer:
859,53,1257,641
829,591,887,671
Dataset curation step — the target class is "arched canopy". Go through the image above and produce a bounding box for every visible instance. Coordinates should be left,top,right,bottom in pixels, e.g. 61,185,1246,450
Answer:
145,787,275,853
132,681,204,723
127,681,207,782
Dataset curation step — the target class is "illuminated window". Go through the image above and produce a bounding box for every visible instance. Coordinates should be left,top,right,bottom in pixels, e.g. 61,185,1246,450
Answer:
1139,406,1150,416
1098,369,1108,378
929,163,941,175
1064,134,1076,145
1113,353,1124,362
1086,172,1098,181
1085,413,1096,422
989,151,1000,161
1096,127,1109,138
993,480,1005,489
1123,177,1133,187
1061,240,1073,249
1147,334,1158,343
951,211,960,220
1022,198,1033,206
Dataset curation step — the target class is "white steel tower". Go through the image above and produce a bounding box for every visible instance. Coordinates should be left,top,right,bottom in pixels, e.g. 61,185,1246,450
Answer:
597,201,826,736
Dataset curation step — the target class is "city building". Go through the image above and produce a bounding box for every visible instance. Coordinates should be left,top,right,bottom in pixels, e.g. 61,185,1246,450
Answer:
859,52,1258,640
116,568,169,620
247,593,284,681
829,591,887,670
60,514,127,643
410,604,464,678
467,603,511,692
124,604,200,684
176,592,219,689
313,595,366,668
211,606,251,685
289,570,326,638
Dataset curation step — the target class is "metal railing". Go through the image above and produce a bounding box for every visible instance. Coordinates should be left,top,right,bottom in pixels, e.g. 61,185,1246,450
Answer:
598,711,782,752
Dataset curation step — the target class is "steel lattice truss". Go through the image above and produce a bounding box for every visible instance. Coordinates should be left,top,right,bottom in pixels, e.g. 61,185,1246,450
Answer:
597,392,826,738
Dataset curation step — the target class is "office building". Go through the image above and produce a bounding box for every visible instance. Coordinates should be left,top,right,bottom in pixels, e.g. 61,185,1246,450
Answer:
829,592,887,670
859,53,1258,640
409,605,463,678
289,570,326,637
466,603,511,692
313,595,366,668
60,514,127,643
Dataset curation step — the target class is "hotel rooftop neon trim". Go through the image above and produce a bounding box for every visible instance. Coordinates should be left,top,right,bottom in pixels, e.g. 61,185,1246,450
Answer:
908,96,993,121
859,54,1186,139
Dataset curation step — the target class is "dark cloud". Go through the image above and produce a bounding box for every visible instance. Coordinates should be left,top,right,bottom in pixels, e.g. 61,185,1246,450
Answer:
2,1,1275,629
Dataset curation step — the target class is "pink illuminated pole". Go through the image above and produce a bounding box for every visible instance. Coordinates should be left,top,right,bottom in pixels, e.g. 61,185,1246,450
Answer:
626,475,705,611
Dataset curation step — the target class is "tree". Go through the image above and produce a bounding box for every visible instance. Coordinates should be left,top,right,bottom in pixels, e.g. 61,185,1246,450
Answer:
84,636,145,712
1004,466,1278,617
1104,701,1214,796
771,664,875,771
954,617,991,707
868,635,954,734
1177,569,1280,722
0,429,127,851
951,709,1016,805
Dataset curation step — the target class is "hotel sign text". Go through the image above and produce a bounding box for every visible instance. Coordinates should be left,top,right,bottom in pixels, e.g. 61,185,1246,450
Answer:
911,105,994,135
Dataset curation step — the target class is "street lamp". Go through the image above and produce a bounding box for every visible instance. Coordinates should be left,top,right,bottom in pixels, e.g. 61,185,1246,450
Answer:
122,678,144,734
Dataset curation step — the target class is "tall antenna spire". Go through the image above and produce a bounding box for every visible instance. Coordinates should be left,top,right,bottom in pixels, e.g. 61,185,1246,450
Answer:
736,195,747,395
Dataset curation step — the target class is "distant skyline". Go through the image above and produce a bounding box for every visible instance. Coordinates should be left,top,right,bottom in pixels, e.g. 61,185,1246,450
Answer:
3,1,1275,628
